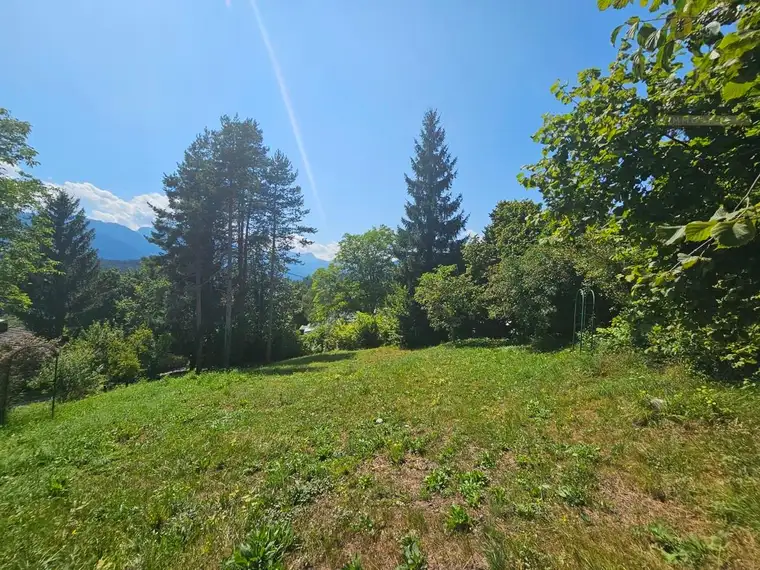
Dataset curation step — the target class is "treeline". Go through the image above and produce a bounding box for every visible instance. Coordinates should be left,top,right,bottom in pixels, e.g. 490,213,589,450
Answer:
1,0,758,406
0,114,314,402
301,0,760,385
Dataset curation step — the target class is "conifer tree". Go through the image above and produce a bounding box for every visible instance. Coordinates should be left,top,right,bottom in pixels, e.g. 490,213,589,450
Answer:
395,109,468,346
20,191,100,338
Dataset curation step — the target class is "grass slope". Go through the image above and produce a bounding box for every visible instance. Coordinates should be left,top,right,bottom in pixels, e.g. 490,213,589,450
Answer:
1,345,760,569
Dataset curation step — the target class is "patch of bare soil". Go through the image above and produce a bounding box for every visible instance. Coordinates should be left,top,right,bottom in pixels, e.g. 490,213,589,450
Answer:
291,454,489,570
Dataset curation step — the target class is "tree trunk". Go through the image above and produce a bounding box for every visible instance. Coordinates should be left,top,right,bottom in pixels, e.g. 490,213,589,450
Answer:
194,256,203,373
223,198,234,369
266,213,277,363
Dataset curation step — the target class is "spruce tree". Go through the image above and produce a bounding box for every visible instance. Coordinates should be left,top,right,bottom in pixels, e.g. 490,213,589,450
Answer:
395,109,468,346
396,109,468,287
20,190,100,338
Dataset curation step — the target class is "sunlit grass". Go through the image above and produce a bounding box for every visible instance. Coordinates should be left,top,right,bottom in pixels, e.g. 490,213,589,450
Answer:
1,345,759,569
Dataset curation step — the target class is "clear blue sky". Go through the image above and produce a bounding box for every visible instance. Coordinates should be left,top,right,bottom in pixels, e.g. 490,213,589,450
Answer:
1,0,633,255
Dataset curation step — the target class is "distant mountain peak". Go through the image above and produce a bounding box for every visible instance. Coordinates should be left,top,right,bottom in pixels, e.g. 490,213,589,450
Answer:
88,219,330,278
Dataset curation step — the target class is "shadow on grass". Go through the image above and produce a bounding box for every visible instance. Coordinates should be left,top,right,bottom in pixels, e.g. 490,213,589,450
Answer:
251,351,357,376
449,338,516,349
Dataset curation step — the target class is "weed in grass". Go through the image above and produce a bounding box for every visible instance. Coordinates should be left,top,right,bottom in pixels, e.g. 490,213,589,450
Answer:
478,450,497,470
644,523,723,567
47,474,67,497
348,512,376,535
445,504,472,533
512,499,546,520
483,529,552,570
341,556,364,570
459,470,489,507
555,443,600,507
460,480,484,507
396,532,428,570
635,388,735,426
357,474,374,490
223,522,294,570
388,440,406,465
526,399,552,420
423,467,453,496
555,484,589,507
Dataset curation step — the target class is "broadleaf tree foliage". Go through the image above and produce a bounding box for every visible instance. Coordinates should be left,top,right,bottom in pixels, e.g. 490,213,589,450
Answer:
0,108,51,312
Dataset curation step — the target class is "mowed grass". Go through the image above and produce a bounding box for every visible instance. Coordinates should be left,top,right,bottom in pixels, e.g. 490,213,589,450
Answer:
2,345,760,569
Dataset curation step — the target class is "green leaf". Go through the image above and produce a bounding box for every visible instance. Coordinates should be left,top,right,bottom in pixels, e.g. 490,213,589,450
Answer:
722,81,753,101
637,23,657,48
678,255,708,270
674,14,693,39
711,219,757,247
657,225,686,245
684,220,715,242
598,0,612,9
646,28,663,50
611,24,624,45
710,206,728,221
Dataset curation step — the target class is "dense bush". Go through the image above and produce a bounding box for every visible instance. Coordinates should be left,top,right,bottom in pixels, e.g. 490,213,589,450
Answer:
302,312,389,353
33,342,106,402
31,321,187,402
487,245,582,346
414,265,482,341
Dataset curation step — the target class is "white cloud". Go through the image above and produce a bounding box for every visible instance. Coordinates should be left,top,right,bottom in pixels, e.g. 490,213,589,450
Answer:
3,161,340,257
52,181,168,230
294,236,339,261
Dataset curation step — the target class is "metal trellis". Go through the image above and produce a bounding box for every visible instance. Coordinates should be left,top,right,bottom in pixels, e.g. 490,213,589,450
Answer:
572,288,596,351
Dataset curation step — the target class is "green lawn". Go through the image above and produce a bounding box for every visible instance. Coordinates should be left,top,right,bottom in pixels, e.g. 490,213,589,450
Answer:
2,345,760,569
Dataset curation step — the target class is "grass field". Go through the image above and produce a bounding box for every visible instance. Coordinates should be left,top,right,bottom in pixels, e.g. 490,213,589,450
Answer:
2,344,760,569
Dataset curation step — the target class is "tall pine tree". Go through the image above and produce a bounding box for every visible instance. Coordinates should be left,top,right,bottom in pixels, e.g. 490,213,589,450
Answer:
262,150,315,362
19,190,100,338
395,109,468,346
151,129,222,372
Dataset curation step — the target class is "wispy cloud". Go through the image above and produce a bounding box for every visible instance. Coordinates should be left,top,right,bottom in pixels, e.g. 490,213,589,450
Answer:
248,0,325,223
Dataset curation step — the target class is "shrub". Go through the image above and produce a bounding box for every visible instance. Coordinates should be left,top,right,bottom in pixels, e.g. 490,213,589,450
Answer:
302,313,382,353
80,322,141,385
33,341,106,401
376,306,402,346
487,244,582,347
415,266,482,341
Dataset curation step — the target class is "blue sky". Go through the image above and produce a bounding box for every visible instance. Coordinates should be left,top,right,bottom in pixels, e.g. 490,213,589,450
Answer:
1,0,632,259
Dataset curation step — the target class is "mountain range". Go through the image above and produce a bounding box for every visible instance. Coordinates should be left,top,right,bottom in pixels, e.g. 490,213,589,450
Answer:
89,219,329,278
